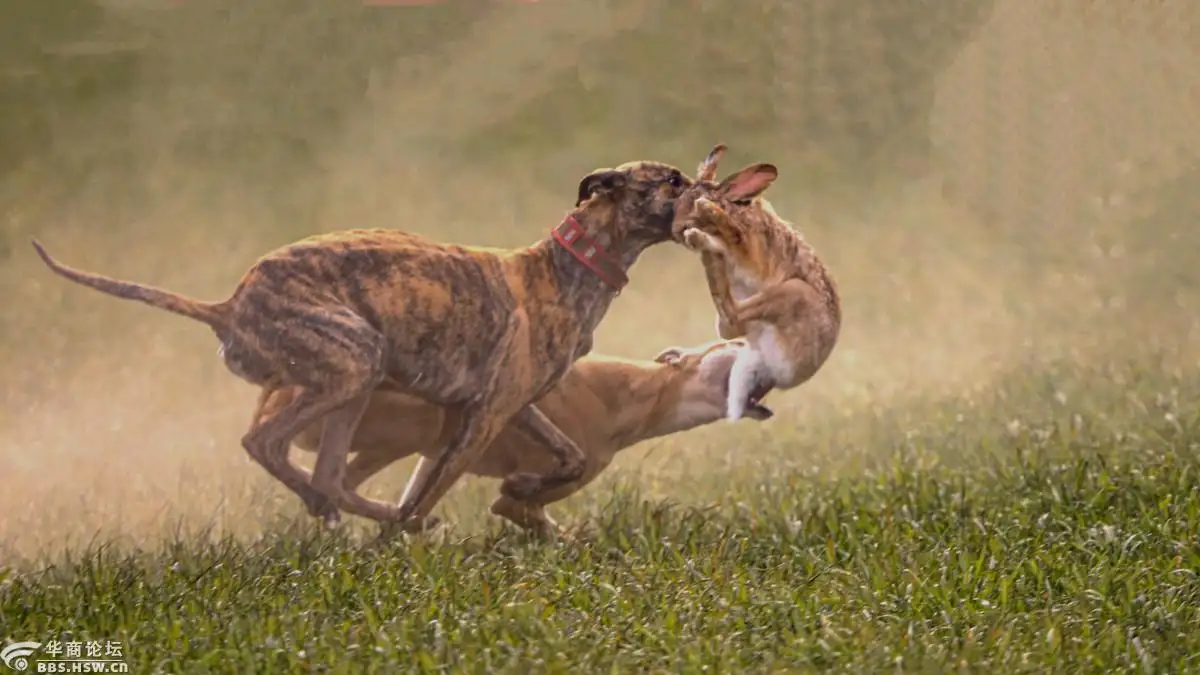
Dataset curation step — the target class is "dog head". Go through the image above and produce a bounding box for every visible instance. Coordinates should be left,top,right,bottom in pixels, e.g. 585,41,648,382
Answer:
574,160,694,251
672,143,778,242
652,339,774,430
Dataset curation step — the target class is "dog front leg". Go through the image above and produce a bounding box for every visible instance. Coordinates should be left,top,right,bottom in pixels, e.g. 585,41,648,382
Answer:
375,456,444,539
500,404,587,502
393,401,511,528
394,317,525,527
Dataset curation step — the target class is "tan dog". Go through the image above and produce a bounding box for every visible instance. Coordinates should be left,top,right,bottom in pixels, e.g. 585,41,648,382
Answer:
31,160,694,531
261,339,771,536
667,144,842,420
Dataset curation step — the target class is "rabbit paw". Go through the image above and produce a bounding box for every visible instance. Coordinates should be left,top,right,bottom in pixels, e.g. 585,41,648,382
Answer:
682,227,723,253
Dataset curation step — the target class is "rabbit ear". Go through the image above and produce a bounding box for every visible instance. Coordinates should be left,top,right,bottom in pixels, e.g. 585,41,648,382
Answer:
696,144,727,182
718,163,778,201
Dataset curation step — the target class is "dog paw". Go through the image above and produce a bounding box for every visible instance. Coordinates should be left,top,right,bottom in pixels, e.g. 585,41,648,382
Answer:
543,524,577,544
653,346,688,366
405,514,441,533
500,472,543,501
378,514,442,541
321,509,342,530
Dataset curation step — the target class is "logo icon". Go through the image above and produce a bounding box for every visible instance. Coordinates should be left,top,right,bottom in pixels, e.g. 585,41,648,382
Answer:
0,642,41,672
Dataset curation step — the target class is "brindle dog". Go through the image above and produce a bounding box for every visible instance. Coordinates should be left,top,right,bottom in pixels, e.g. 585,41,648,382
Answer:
31,160,692,532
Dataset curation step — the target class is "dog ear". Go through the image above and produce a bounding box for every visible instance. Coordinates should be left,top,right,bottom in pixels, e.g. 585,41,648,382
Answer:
653,346,687,366
696,143,727,182
718,163,777,202
576,169,628,206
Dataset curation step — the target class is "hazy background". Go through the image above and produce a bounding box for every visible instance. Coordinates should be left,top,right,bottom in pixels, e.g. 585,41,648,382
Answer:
2,0,1197,559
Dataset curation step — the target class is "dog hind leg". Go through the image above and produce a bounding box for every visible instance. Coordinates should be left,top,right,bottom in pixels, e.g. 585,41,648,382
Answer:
242,307,392,523
245,383,377,521
309,392,420,524
341,435,456,533
246,384,338,520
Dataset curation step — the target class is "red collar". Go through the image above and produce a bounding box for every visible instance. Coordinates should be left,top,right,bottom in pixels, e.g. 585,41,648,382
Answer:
550,215,629,293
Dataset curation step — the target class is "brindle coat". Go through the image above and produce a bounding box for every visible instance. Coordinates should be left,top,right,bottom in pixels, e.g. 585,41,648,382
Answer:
668,145,842,420
31,160,692,531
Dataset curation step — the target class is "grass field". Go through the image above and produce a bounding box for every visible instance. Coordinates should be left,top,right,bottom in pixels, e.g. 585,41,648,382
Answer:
3,353,1198,673
4,2,1200,673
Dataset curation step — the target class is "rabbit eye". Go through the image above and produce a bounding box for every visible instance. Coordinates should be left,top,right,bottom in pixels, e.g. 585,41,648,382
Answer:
666,172,683,188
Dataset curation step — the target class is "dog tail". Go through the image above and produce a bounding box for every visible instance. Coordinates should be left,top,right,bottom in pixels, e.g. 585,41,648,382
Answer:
31,238,229,329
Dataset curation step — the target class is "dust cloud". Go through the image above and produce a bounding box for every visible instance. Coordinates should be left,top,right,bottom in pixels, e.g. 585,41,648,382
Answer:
1,0,1197,559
